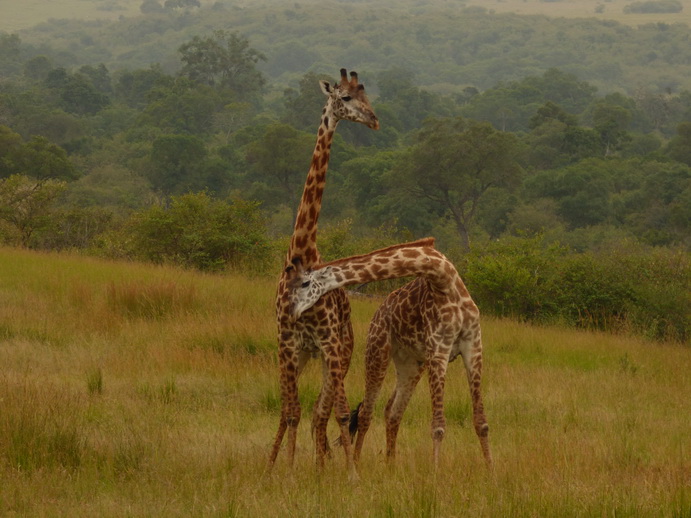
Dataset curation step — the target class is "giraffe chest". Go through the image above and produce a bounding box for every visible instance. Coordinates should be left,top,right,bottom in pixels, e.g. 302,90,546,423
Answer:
285,289,351,357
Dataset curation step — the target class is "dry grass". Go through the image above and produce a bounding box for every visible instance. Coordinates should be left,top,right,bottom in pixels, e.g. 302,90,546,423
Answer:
0,246,688,517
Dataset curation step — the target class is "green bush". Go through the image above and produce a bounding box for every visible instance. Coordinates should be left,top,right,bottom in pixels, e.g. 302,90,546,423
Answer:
461,237,689,342
462,237,565,322
101,192,271,272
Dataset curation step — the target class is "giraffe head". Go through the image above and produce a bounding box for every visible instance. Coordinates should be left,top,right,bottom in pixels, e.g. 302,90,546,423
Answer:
284,258,336,321
319,68,379,130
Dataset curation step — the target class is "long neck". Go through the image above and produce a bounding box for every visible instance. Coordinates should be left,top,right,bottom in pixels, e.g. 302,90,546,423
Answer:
318,238,457,293
286,107,338,268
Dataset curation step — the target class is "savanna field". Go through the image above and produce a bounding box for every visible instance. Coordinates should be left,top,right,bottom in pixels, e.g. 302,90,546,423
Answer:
0,247,688,517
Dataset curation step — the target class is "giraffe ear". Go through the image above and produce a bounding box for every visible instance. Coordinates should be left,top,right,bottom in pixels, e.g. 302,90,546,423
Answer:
319,80,332,96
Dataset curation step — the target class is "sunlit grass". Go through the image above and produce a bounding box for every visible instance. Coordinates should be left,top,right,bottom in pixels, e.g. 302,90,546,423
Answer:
0,247,688,516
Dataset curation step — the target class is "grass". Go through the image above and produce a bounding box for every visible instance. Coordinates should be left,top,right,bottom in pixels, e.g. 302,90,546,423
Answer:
0,246,689,517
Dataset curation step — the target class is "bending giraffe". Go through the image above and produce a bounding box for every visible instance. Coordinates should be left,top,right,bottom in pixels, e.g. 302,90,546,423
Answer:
268,68,379,477
286,238,493,469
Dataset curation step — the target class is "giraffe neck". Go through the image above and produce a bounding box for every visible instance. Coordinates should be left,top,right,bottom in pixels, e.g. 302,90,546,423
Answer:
317,238,455,292
286,110,338,268
288,238,464,320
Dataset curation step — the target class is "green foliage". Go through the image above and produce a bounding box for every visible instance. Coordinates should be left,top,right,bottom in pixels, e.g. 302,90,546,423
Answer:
666,121,691,166
461,69,598,132
34,206,114,251
178,30,266,100
463,236,689,341
393,117,524,249
148,133,207,194
0,126,77,181
0,174,66,247
108,192,270,272
138,78,226,136
44,67,111,116
243,122,314,209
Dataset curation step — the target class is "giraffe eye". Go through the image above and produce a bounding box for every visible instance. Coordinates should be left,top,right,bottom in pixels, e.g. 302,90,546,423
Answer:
341,95,352,102
301,281,311,288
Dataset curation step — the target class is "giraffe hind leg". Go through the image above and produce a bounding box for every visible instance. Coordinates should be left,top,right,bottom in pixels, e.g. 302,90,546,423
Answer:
354,321,391,462
384,354,425,462
461,329,493,469
427,349,450,470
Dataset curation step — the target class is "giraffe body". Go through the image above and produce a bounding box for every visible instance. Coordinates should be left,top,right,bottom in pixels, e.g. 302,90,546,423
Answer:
286,239,493,469
269,69,378,478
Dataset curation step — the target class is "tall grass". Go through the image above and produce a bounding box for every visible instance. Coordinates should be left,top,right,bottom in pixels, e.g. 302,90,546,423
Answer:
0,246,688,517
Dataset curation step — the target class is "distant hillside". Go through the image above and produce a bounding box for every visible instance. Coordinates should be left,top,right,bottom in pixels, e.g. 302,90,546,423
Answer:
7,0,691,95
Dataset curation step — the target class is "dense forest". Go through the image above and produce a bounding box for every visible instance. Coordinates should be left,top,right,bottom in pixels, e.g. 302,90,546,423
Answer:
0,0,689,341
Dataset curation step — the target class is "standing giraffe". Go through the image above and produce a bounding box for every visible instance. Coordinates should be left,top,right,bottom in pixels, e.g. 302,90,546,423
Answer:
268,68,378,477
285,238,493,470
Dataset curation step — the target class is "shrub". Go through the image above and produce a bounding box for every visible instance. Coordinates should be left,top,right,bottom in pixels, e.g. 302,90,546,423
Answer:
103,192,271,272
462,236,565,322
461,236,689,342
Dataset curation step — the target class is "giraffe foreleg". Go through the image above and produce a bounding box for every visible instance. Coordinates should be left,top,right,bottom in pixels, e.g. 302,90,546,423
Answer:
312,361,334,467
269,335,307,469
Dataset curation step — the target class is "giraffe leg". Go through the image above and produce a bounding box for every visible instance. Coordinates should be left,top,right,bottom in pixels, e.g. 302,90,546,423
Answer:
312,357,335,467
268,413,287,468
313,343,355,478
427,350,450,470
310,302,356,464
268,340,309,469
332,360,357,480
460,325,493,469
354,316,391,463
384,353,425,463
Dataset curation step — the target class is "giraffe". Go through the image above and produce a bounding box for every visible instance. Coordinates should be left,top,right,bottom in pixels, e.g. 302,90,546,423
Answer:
268,68,379,477
285,238,493,470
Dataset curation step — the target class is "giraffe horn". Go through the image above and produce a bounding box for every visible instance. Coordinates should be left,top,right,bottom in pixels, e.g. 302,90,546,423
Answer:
340,68,349,86
349,71,359,87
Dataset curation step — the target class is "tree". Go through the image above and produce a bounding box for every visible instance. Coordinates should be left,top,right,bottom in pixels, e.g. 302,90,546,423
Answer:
281,72,332,132
164,0,200,9
0,129,77,182
0,174,66,247
394,117,524,250
115,65,172,108
243,123,314,210
140,0,164,13
148,134,208,195
0,33,21,76
666,121,691,166
592,102,632,156
44,67,111,115
178,30,266,100
139,77,223,135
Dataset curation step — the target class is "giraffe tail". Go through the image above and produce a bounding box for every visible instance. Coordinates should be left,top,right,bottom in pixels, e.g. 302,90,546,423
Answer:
333,402,362,446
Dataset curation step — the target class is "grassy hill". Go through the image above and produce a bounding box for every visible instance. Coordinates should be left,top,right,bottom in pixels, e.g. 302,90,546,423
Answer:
0,247,688,516
3,0,691,33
